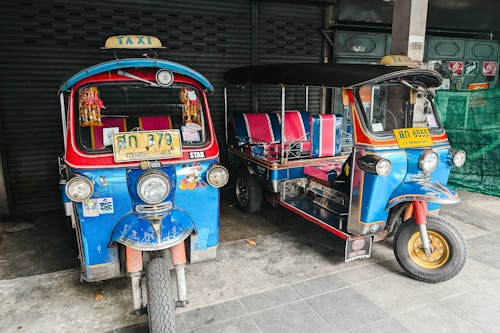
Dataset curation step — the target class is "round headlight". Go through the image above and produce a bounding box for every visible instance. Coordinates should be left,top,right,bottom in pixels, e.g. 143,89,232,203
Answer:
66,176,93,202
137,171,170,204
206,165,229,188
452,150,466,168
419,150,439,173
375,158,392,176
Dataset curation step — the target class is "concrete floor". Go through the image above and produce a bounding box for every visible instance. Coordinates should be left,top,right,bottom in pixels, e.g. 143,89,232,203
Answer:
0,190,499,332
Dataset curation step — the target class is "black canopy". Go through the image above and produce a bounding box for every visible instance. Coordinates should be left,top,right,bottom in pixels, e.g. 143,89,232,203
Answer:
224,63,442,88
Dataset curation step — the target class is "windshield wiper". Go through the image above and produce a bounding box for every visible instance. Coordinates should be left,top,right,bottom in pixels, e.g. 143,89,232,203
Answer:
116,70,161,87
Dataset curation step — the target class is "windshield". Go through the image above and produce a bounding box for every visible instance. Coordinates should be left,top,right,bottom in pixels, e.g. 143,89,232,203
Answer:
75,83,208,152
357,83,441,134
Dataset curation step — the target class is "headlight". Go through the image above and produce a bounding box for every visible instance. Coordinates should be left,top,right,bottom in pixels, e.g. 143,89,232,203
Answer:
451,150,466,168
357,155,392,176
206,165,229,188
66,176,93,202
375,159,392,176
419,150,439,173
137,171,170,204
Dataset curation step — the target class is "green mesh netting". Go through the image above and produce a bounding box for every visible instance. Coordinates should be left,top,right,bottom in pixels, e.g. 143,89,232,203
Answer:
434,88,500,197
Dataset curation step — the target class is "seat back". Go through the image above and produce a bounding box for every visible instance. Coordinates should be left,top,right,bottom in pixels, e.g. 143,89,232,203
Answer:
276,111,310,143
231,113,281,145
309,114,342,158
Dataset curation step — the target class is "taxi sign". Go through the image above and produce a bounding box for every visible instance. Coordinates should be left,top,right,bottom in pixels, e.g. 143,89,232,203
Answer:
112,130,182,162
102,35,165,49
393,128,433,148
380,55,414,67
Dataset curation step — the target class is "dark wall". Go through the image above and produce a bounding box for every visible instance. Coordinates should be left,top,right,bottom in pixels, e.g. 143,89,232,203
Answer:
337,0,499,38
0,0,323,214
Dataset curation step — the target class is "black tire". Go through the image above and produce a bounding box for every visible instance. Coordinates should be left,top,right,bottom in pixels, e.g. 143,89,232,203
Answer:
393,215,466,283
146,257,175,333
235,171,262,213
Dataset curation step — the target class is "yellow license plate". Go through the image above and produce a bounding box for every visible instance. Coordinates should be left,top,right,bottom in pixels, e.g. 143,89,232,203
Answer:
112,130,182,162
393,128,433,148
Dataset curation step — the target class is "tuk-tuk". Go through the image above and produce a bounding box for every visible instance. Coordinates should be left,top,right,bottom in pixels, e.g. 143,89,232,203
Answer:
224,57,467,283
58,35,228,332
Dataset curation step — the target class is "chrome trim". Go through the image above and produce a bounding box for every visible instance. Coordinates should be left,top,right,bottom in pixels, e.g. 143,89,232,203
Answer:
136,201,173,213
64,202,76,228
347,148,362,235
116,227,192,251
305,86,309,112
59,93,67,150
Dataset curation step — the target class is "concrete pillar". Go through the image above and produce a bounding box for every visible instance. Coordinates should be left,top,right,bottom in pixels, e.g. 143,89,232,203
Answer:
390,0,428,62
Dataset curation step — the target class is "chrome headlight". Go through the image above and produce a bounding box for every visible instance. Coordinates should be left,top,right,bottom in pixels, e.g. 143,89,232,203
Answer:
206,165,229,188
357,155,392,177
137,171,170,204
451,150,466,168
419,150,439,173
375,159,392,176
66,176,93,202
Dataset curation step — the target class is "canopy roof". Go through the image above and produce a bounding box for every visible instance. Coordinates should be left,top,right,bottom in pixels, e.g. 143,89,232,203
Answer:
224,63,442,88
58,58,213,94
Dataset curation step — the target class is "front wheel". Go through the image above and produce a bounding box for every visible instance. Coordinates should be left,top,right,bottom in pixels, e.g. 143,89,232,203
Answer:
146,257,175,333
393,215,466,283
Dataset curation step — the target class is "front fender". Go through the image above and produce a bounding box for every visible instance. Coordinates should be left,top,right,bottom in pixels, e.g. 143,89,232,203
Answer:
110,208,194,251
387,180,459,210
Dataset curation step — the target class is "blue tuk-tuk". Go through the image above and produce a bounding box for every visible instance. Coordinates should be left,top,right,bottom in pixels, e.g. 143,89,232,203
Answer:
224,57,467,283
58,35,228,332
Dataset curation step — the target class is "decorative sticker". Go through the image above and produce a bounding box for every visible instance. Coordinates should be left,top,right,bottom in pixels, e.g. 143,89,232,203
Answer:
448,61,464,76
82,200,99,217
482,61,497,76
97,198,114,214
426,113,438,128
464,61,479,76
189,151,205,159
99,176,108,186
103,127,119,147
181,126,201,142
179,162,206,190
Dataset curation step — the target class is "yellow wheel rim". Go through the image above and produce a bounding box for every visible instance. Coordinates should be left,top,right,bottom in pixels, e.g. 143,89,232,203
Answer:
408,231,450,269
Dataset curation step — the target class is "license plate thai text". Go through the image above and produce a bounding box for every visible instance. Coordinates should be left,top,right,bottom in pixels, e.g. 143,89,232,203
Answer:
112,130,182,162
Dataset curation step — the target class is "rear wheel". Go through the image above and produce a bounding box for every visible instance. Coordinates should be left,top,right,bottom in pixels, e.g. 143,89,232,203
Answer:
393,215,466,283
235,171,262,213
146,257,175,333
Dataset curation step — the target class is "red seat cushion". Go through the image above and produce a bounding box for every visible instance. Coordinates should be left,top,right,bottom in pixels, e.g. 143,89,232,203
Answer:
304,162,343,182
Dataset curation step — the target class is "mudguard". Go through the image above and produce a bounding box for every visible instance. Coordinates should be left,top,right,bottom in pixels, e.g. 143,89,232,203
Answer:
387,180,459,210
110,208,194,251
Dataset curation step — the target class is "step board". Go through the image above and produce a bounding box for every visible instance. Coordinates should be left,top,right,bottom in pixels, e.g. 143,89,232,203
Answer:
280,198,348,239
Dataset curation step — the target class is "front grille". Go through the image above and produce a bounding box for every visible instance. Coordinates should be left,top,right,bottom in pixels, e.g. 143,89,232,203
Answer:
136,201,173,213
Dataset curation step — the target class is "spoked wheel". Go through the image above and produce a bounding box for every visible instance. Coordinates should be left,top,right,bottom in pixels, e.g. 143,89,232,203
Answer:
235,171,262,213
146,257,175,333
393,215,466,283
